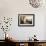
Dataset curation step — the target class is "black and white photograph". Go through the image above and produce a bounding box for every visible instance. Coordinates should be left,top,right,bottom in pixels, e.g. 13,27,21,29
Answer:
18,14,35,26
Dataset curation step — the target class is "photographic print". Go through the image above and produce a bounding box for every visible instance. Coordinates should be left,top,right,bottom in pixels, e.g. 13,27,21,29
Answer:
18,14,35,26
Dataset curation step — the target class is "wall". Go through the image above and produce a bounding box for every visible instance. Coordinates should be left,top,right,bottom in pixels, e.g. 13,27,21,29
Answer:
0,0,46,40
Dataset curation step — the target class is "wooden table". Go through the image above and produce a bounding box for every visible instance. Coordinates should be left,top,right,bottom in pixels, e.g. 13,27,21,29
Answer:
5,39,46,46
13,40,46,46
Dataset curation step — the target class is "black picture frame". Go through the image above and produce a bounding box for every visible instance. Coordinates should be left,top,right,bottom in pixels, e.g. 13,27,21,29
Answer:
18,14,35,26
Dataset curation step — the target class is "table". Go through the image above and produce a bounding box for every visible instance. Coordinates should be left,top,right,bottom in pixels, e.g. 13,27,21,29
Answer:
5,39,46,46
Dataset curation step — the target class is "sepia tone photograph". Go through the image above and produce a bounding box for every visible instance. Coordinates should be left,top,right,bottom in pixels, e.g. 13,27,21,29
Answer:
18,14,35,26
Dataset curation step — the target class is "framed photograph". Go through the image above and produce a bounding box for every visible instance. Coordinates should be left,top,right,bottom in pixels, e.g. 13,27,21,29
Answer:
18,14,35,26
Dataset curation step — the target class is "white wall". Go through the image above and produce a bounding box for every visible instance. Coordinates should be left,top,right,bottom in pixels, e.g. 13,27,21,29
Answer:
0,0,46,40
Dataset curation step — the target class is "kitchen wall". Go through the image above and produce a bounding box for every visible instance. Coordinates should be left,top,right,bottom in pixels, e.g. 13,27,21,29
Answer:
0,0,46,40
